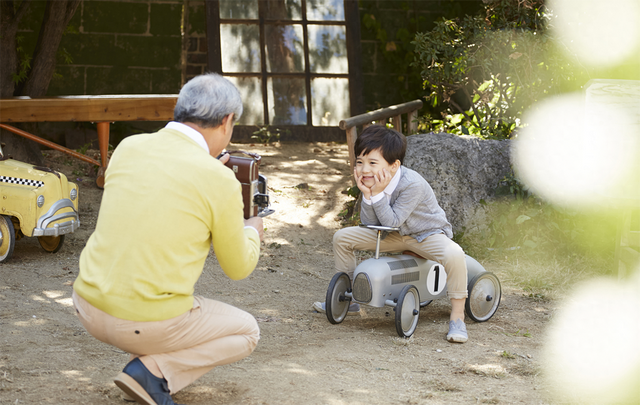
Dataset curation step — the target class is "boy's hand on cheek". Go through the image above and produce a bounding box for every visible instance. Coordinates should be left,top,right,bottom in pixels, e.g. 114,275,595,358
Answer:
354,168,372,200
371,169,392,196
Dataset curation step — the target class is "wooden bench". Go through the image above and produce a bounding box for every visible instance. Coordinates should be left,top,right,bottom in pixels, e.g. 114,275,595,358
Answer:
0,95,178,187
339,99,423,172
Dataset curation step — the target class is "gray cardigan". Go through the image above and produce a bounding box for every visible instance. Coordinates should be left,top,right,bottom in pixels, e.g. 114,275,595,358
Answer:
360,166,453,242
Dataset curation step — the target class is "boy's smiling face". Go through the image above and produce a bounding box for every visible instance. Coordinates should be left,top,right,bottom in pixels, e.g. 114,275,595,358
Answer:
355,148,400,188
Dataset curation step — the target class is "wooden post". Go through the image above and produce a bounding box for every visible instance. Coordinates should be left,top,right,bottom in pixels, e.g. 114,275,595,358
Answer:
346,126,357,173
96,122,110,189
408,110,418,134
392,115,401,132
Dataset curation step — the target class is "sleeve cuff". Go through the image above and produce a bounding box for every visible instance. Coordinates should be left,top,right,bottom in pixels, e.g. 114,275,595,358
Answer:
362,196,372,205
244,226,260,239
370,192,385,204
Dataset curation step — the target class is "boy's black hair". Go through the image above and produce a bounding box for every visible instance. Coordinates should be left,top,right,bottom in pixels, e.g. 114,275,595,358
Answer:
354,125,407,164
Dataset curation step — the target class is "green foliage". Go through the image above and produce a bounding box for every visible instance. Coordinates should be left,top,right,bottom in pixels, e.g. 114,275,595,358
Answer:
464,172,618,262
345,185,360,199
338,203,360,227
12,36,31,86
252,125,288,145
501,351,516,359
412,0,586,139
361,7,427,105
76,142,92,155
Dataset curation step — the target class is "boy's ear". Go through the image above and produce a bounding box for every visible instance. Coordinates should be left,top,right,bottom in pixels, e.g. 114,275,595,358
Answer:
391,159,401,172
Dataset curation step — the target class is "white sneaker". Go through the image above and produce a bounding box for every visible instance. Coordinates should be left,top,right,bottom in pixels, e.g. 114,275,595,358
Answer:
446,319,468,343
312,301,360,313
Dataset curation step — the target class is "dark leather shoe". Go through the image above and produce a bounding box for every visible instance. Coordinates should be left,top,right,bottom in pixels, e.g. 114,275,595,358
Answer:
114,358,178,405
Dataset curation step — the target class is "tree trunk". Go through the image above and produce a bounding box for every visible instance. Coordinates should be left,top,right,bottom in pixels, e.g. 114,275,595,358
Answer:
1,0,80,165
17,0,81,97
0,0,32,98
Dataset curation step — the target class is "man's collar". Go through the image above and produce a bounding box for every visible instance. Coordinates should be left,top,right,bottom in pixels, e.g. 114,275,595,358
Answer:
165,121,210,153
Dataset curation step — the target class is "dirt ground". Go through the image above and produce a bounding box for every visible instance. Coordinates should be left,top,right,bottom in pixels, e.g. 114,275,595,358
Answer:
0,142,556,404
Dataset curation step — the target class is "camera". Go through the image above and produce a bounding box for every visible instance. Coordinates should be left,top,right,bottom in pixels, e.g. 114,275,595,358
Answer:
221,150,274,219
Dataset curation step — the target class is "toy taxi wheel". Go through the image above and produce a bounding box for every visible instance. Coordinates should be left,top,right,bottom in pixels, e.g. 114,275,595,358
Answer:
465,272,501,322
38,235,65,253
0,215,16,263
325,272,351,325
395,285,420,338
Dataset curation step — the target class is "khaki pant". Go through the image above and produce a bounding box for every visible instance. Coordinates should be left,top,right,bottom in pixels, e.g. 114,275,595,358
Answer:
72,291,260,394
333,227,468,299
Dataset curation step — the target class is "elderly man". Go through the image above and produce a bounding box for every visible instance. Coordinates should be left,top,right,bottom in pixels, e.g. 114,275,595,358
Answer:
73,73,263,405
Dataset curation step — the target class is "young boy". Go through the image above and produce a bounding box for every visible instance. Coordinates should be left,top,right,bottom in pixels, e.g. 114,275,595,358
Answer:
313,125,469,343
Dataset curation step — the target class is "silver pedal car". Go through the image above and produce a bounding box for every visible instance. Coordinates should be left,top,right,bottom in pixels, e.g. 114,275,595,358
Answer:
325,225,501,338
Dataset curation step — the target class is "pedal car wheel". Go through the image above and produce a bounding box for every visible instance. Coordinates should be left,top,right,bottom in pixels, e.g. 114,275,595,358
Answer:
325,272,351,324
465,272,501,322
395,285,420,338
38,235,65,253
0,215,15,263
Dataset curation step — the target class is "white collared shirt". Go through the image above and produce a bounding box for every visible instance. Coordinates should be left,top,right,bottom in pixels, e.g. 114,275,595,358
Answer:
166,121,209,154
363,167,402,205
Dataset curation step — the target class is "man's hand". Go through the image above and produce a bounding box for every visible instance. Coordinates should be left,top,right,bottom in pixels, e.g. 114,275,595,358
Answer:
217,152,230,164
370,168,392,197
354,168,372,200
244,217,264,241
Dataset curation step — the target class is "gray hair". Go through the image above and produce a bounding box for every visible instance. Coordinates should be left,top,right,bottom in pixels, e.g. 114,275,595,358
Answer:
173,73,243,128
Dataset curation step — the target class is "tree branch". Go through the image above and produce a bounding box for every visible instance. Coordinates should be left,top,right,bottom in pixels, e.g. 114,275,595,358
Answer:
15,0,33,21
19,0,81,97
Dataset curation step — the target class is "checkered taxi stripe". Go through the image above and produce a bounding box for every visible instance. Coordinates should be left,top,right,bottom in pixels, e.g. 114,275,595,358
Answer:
0,175,44,188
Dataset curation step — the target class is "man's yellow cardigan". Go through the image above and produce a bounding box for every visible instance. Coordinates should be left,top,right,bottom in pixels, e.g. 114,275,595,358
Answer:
74,128,260,322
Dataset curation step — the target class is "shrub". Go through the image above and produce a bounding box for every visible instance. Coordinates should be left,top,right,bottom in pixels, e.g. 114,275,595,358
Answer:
412,0,586,139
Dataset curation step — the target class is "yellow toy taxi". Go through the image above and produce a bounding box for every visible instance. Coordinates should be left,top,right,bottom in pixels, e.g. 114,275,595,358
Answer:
0,144,79,262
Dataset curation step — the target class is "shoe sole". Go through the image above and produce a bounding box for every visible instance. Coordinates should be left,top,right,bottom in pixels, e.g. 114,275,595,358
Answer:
114,372,157,405
123,392,136,402
447,335,468,343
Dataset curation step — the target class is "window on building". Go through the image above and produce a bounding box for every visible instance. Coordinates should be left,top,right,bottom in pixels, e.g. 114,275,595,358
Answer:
205,0,362,130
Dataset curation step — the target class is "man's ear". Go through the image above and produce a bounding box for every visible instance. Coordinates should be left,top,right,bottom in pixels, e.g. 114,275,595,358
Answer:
222,113,235,133
392,159,401,171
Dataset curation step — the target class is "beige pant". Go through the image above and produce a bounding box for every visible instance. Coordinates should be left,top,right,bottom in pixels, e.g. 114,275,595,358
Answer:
333,227,468,299
72,291,260,394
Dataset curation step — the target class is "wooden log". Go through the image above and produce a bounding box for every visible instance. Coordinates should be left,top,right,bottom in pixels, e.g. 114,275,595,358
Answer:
339,99,422,130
